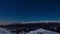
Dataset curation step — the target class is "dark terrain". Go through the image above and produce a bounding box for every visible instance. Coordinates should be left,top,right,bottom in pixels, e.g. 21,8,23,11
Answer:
0,22,60,34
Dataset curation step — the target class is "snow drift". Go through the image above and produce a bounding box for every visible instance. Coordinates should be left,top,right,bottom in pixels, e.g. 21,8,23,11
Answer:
0,28,16,34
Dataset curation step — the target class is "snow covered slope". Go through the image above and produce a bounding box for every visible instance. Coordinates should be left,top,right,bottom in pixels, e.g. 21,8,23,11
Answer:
26,28,60,34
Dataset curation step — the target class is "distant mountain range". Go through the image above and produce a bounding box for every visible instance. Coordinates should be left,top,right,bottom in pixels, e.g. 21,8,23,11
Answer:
0,20,60,25
22,20,60,24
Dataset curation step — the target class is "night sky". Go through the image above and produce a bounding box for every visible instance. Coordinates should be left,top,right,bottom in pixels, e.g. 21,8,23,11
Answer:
0,0,60,23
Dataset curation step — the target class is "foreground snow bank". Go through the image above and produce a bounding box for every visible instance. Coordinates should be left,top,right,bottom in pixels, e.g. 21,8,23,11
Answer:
0,28,16,34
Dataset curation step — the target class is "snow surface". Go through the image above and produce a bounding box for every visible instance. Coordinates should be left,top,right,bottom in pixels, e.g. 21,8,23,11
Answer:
0,28,16,34
26,28,60,34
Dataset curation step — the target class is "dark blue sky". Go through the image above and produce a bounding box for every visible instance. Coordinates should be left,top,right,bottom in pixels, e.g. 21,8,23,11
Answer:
0,0,60,22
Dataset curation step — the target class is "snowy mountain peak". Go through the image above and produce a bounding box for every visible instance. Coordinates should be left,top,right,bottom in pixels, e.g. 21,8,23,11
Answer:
26,28,60,34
